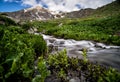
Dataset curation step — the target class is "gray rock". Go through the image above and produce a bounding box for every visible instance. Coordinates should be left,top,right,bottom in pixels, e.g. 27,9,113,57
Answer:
69,77,80,82
49,39,56,43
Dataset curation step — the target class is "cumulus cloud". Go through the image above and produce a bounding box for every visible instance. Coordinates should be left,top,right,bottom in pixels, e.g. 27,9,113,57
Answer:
4,0,115,12
21,0,38,6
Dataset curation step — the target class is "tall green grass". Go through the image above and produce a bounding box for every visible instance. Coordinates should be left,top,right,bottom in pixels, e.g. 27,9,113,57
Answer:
31,15,120,45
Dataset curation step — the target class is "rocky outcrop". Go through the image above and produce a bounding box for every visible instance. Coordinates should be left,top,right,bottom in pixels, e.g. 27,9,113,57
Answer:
5,6,54,21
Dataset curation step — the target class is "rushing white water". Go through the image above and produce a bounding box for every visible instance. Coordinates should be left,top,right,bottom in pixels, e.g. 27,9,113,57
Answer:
41,34,120,71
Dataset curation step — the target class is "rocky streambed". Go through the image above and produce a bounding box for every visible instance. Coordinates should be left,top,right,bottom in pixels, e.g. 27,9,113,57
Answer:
32,32,120,82
41,34,120,71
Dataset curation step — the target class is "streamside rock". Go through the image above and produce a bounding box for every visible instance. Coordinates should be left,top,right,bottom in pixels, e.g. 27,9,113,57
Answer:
49,39,56,43
48,44,54,53
69,77,80,82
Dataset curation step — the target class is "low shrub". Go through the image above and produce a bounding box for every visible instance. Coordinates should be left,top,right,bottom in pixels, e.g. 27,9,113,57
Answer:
0,26,47,81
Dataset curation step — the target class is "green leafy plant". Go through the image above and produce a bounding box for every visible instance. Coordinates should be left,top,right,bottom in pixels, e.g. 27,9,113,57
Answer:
0,26,47,81
82,48,88,64
102,68,120,82
47,49,69,69
32,57,50,82
58,68,66,80
69,57,79,69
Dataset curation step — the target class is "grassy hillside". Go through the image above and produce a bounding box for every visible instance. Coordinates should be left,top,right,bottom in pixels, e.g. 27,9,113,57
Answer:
29,15,120,45
92,1,120,17
0,14,16,26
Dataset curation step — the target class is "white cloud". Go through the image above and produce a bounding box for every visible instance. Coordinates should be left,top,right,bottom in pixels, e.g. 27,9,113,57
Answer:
41,0,114,12
21,0,38,6
4,0,115,12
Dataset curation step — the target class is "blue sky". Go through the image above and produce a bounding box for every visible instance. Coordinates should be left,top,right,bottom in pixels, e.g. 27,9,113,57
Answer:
0,0,29,12
0,0,114,12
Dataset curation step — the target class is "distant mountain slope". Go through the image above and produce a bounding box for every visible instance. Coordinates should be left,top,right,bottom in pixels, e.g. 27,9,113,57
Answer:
0,14,16,26
1,1,120,21
5,6,54,22
65,8,95,18
65,1,120,18
92,1,120,17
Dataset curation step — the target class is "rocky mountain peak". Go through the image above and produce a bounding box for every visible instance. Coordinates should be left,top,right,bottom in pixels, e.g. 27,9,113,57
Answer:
24,6,48,13
33,5,43,10
5,6,54,22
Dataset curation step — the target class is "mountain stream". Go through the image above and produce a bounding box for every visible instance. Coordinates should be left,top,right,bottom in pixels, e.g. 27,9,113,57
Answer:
39,34,120,70
35,33,120,71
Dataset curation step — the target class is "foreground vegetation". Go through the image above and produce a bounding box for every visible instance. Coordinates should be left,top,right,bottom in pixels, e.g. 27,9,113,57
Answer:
46,49,120,82
0,15,48,82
